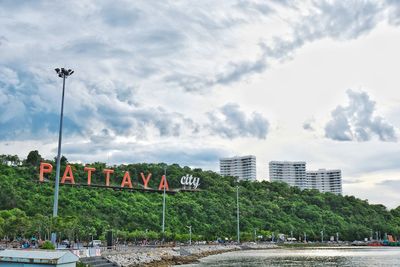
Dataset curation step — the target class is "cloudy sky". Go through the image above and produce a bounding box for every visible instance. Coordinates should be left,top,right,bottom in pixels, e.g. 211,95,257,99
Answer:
1,0,400,207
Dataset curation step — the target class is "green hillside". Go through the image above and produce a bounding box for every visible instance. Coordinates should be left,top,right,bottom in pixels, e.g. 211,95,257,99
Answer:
1,153,400,242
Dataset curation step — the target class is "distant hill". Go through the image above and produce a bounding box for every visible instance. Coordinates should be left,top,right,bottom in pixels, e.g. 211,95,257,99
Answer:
0,154,399,242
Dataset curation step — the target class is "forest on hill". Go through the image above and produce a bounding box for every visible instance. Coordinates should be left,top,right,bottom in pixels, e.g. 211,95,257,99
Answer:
1,152,400,243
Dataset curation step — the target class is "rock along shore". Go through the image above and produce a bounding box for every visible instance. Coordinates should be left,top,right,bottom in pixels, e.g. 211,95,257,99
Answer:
103,243,277,266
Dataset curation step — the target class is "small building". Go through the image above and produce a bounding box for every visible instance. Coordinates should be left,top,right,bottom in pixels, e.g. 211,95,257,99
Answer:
0,250,79,267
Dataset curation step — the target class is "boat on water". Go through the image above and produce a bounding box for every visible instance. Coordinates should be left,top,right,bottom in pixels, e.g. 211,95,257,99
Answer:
367,235,400,247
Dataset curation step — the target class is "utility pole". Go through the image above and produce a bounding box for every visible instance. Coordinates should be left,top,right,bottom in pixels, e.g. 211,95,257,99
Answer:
336,232,339,242
304,232,307,243
236,183,240,244
51,67,74,245
187,225,192,245
254,229,257,243
162,166,167,241
321,230,324,243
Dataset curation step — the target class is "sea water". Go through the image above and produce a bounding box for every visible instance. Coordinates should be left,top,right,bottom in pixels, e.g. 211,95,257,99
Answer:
179,247,400,266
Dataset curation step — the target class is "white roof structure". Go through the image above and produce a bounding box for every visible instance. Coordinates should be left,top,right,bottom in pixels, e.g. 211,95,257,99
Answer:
0,250,79,264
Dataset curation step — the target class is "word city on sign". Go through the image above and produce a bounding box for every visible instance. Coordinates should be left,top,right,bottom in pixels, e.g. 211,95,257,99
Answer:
180,174,200,189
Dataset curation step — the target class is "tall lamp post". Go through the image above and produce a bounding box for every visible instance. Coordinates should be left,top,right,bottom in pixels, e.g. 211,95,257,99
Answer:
51,68,74,244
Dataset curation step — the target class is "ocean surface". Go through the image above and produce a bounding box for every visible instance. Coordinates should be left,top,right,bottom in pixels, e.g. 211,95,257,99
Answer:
179,247,400,266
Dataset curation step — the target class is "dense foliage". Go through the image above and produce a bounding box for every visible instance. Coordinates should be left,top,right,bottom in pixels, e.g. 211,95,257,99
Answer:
1,153,400,242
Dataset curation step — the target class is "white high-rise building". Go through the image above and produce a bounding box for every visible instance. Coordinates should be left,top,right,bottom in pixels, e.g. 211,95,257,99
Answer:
269,161,307,189
306,169,342,195
220,155,257,181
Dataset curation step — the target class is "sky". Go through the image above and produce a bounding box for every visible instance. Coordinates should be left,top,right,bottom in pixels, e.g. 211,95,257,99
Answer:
1,0,400,208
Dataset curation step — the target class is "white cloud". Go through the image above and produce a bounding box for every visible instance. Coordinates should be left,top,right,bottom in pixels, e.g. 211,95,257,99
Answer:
325,90,397,142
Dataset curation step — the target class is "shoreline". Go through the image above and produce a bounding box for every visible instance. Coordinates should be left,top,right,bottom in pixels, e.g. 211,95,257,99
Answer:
103,243,391,266
141,247,239,267
103,243,277,266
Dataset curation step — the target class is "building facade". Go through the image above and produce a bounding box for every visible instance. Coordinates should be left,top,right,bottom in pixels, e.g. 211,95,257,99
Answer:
269,161,307,189
220,155,257,181
306,169,342,195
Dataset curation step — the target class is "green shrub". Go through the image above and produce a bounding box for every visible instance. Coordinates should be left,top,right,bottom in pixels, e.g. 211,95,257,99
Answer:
40,240,55,250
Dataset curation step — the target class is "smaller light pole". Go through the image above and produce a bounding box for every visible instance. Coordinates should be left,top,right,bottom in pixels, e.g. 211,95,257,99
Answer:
304,232,307,243
187,225,192,245
320,230,324,243
254,229,257,243
236,181,240,244
161,166,167,241
336,232,339,242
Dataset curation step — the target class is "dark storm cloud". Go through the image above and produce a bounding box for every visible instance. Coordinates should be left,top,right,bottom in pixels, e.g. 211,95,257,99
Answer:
325,90,397,142
207,103,269,139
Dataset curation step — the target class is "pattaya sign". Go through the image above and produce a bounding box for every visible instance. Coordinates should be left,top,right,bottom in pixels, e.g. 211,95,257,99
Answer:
39,162,200,192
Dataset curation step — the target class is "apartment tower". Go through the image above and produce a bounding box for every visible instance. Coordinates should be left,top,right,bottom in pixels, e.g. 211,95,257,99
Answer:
220,155,257,181
269,161,307,189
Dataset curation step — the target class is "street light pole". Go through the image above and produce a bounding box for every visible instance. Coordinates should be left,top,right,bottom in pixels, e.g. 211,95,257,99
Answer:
51,68,74,245
162,166,167,240
187,225,192,245
236,182,240,244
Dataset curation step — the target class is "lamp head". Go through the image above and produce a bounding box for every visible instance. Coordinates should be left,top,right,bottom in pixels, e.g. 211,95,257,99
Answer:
55,67,74,78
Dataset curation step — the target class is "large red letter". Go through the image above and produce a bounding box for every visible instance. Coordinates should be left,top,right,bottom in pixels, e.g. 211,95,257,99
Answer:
140,172,152,188
61,165,75,184
103,169,114,186
39,162,53,182
121,171,133,188
84,167,96,185
158,175,169,191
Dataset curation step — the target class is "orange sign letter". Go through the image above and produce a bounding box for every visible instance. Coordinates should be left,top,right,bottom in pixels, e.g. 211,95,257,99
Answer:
121,171,133,188
140,172,152,188
61,165,75,184
84,166,96,185
39,162,53,182
158,175,169,191
103,169,114,186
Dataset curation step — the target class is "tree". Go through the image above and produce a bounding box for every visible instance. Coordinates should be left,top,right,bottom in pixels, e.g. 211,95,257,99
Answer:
54,155,68,165
26,150,42,166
